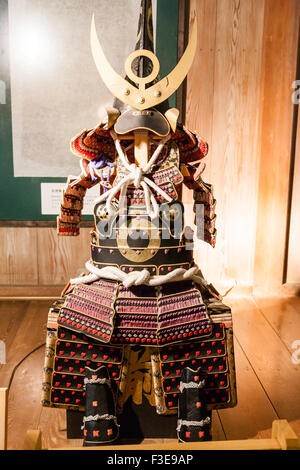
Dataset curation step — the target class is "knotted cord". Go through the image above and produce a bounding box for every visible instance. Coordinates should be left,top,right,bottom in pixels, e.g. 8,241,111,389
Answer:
93,130,172,219
69,259,216,292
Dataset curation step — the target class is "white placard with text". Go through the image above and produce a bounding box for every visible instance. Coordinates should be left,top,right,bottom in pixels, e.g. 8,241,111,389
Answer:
41,182,99,215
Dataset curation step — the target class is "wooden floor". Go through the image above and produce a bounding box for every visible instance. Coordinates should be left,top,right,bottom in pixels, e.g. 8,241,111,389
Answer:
0,295,300,450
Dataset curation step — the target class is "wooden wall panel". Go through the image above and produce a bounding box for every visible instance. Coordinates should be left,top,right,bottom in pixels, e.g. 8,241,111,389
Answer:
0,228,38,285
254,0,300,294
183,0,218,285
187,0,265,291
0,227,91,288
36,227,91,285
287,110,300,283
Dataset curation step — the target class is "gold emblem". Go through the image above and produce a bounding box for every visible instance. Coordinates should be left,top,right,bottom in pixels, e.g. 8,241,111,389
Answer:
117,217,161,262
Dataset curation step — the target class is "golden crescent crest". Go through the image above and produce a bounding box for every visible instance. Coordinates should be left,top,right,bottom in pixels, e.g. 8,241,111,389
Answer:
90,14,197,111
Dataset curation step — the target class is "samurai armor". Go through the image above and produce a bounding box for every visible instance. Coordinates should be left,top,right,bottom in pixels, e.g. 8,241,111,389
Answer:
41,0,237,444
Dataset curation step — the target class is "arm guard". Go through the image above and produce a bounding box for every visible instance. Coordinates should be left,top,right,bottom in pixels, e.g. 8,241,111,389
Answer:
57,174,98,236
182,163,217,248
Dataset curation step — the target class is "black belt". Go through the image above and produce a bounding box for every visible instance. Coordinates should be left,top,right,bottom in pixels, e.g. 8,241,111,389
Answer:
91,244,193,271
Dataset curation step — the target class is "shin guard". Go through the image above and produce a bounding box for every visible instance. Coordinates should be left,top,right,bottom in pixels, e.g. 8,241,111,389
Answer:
177,367,212,442
82,365,119,446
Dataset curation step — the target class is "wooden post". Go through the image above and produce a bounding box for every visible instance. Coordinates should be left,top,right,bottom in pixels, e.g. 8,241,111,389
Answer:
134,131,149,167
272,419,300,450
0,388,8,450
254,0,300,294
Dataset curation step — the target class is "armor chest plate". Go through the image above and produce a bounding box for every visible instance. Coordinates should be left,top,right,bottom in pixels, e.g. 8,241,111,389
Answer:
90,142,193,272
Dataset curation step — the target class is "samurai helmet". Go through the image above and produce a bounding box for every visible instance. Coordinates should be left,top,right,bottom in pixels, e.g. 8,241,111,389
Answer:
91,0,197,136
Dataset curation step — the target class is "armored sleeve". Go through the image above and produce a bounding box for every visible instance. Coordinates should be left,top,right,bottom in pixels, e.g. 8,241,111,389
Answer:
178,127,216,248
57,173,98,236
57,117,117,236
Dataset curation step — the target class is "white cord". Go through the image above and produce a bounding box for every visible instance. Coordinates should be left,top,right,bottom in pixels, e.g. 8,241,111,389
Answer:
70,260,205,289
93,131,172,219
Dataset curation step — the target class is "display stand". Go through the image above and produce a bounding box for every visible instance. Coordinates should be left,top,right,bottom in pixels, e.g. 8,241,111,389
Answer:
1,388,299,451
22,420,300,451
0,388,8,451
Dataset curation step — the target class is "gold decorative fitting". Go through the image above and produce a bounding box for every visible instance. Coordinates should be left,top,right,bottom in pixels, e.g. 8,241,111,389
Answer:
123,89,130,96
90,14,197,111
124,49,160,88
116,218,161,262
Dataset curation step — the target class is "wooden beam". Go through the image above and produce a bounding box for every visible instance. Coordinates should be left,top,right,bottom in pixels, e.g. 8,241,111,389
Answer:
53,438,282,451
272,419,300,450
0,388,8,450
254,0,300,294
24,420,300,450
0,286,64,298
